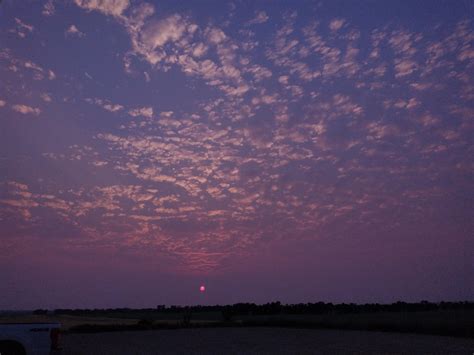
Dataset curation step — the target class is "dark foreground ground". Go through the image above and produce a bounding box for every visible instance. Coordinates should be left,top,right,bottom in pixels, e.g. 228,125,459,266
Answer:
62,328,474,355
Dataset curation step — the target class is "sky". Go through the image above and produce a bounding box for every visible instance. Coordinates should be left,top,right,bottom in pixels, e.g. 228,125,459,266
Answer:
0,0,473,310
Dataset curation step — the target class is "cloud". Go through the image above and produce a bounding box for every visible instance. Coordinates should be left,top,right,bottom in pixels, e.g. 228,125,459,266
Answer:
129,106,153,118
160,111,173,117
42,0,55,16
278,75,289,84
24,61,43,72
329,19,344,31
75,1,250,98
40,93,52,102
103,104,124,112
74,0,130,17
12,104,41,115
0,100,6,107
65,25,85,37
458,47,474,61
85,98,124,112
191,43,208,57
125,2,155,28
410,83,432,91
246,11,269,25
245,64,272,82
144,71,151,82
15,17,34,32
389,30,417,56
394,59,417,77
366,122,398,139
419,114,440,127
15,5,474,273
14,18,34,37
125,13,194,67
206,27,226,44
140,14,189,51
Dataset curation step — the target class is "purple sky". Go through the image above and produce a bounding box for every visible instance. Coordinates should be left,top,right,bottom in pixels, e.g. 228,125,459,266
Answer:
0,0,473,309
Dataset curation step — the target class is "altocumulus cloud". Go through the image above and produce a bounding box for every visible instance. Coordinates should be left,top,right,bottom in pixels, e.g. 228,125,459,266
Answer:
12,104,41,115
129,106,153,118
65,24,85,37
0,0,473,291
74,0,130,17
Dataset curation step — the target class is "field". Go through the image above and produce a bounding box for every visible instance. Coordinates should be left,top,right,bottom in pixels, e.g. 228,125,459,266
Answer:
0,313,138,330
1,309,473,337
61,328,474,354
2,310,474,353
236,309,473,338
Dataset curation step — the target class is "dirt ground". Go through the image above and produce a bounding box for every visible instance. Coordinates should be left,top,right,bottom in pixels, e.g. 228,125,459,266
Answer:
61,327,474,354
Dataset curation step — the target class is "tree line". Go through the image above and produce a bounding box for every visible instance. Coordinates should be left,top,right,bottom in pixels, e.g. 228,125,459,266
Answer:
42,300,473,316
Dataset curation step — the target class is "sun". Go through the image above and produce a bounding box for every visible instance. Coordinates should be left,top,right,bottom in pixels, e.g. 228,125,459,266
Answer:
199,285,205,292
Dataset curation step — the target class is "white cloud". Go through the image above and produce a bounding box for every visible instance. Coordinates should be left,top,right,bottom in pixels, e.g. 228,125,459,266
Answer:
24,61,43,72
367,122,398,139
65,25,85,37
129,106,153,118
74,0,130,17
12,104,41,115
278,76,289,84
329,19,344,31
410,83,432,91
40,93,52,103
206,27,226,44
42,0,55,16
126,13,194,67
419,114,440,127
103,104,124,112
192,43,208,57
220,83,249,96
389,31,416,56
406,98,419,109
160,111,173,118
126,2,155,28
15,18,34,33
245,65,272,82
247,11,269,25
458,48,474,61
142,14,188,50
21,61,56,81
255,94,278,105
394,59,417,77
85,98,124,112
74,0,247,97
